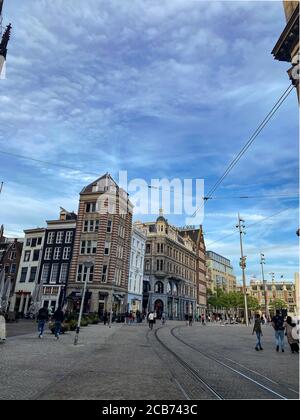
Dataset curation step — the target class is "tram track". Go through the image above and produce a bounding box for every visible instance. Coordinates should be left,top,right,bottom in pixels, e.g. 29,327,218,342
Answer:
147,326,224,400
170,326,296,400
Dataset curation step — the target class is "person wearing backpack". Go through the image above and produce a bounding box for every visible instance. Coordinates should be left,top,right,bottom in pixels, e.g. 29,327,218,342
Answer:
271,310,285,352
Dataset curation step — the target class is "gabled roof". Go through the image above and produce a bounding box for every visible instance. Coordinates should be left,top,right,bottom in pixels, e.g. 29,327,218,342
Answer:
80,172,119,195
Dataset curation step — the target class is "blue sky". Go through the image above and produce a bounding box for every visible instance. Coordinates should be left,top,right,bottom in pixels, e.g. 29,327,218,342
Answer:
0,0,298,284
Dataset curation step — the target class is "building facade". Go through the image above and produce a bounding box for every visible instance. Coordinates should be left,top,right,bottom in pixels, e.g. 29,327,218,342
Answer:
245,278,297,316
127,225,146,314
272,1,299,100
0,234,23,312
206,251,237,294
136,212,204,320
9,228,45,316
67,173,133,315
36,209,77,313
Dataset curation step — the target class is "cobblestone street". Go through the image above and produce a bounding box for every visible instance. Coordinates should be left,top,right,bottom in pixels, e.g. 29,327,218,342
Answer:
1,321,298,400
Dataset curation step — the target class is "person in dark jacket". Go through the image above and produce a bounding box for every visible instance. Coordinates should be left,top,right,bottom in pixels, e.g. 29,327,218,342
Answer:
252,313,263,351
37,307,49,338
272,309,285,352
52,307,64,339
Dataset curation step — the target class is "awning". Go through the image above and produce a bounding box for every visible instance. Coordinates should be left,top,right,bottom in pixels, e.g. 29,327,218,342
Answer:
113,293,125,301
67,291,92,301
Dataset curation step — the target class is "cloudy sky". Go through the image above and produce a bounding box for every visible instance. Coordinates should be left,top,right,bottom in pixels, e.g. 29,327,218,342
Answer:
0,0,298,283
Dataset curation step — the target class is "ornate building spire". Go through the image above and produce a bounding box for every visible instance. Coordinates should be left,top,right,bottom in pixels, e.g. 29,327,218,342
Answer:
0,23,12,59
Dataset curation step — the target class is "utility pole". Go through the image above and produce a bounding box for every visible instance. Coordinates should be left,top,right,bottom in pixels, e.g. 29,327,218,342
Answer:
236,214,249,326
260,253,268,319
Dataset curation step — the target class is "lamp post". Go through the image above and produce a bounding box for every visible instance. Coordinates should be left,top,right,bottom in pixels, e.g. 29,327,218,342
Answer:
260,253,268,319
74,261,93,345
109,279,115,328
237,214,249,326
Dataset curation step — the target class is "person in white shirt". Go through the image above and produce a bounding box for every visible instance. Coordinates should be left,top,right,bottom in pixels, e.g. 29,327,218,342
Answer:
148,311,155,330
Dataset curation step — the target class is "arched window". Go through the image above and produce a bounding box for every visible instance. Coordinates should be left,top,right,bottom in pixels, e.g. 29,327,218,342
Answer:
167,281,172,294
173,283,178,296
154,281,164,294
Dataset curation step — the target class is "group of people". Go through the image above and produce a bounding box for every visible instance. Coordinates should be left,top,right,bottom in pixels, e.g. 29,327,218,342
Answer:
253,310,299,353
36,306,65,339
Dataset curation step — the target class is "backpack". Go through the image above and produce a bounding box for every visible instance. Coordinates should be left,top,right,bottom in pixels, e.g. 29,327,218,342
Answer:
273,315,284,330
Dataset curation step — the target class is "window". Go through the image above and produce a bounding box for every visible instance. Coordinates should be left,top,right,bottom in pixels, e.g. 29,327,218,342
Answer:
24,251,31,262
40,264,49,283
107,220,113,233
29,267,37,283
59,263,68,283
101,265,108,282
115,268,122,286
77,264,94,282
9,251,16,260
31,238,37,247
26,238,31,246
37,237,42,245
53,247,61,260
47,232,55,244
83,220,99,233
80,240,97,254
56,231,64,244
104,241,110,255
85,202,96,213
154,281,164,294
62,247,71,260
146,244,151,254
33,250,40,261
65,231,73,243
20,267,28,283
44,248,52,260
50,263,59,283
10,264,16,274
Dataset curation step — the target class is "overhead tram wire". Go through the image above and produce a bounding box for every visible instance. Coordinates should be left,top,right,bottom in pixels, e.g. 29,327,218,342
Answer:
148,185,298,201
205,207,293,248
192,83,295,218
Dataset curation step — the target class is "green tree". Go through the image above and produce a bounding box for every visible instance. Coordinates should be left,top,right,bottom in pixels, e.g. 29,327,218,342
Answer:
269,298,287,311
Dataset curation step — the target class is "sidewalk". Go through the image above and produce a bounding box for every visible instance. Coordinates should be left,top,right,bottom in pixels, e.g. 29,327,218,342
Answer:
0,323,123,400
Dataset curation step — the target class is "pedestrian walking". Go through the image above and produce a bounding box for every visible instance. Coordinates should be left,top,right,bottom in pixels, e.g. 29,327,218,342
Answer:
188,314,193,326
284,316,299,354
153,311,157,324
148,311,154,330
161,312,166,325
0,310,6,343
201,314,206,326
103,311,108,326
185,313,189,326
52,307,64,339
252,313,263,351
271,310,285,352
37,306,49,338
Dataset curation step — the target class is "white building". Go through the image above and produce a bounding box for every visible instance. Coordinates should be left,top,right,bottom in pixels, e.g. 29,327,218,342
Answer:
10,228,45,316
127,225,146,314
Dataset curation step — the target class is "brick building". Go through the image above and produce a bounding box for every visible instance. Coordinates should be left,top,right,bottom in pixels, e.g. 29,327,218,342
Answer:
67,173,133,315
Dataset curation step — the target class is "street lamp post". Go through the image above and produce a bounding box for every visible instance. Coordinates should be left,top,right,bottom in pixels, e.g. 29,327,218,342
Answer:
260,253,268,319
109,279,115,328
74,261,93,345
237,214,249,326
